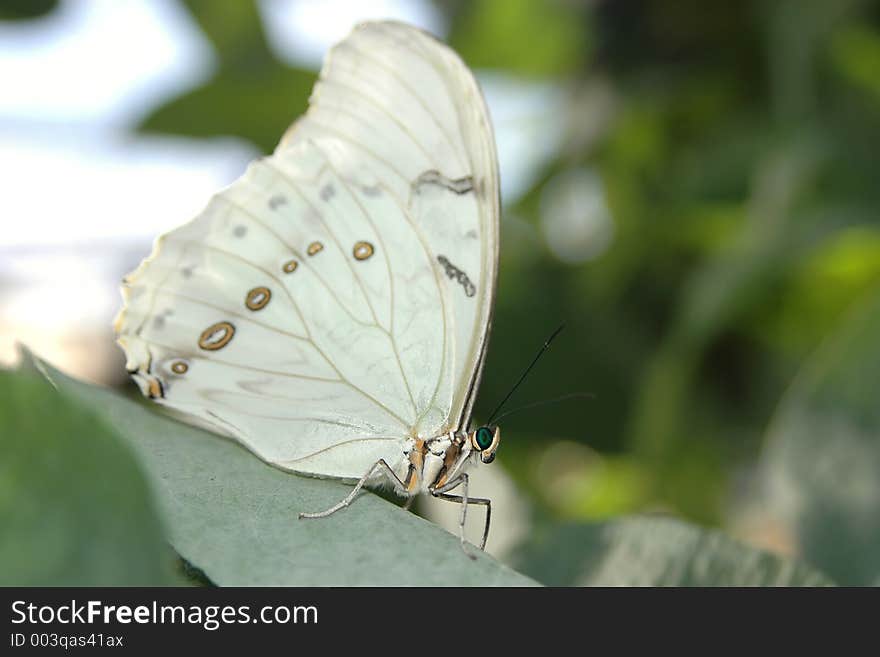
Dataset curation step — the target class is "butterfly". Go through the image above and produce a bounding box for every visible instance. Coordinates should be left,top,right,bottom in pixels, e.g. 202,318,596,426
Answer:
115,21,501,552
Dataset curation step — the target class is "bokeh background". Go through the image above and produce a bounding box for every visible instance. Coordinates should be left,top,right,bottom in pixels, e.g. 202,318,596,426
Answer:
3,0,880,585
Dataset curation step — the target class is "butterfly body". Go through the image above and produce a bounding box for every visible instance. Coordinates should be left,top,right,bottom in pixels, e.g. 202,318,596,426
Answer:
116,21,501,550
382,424,500,496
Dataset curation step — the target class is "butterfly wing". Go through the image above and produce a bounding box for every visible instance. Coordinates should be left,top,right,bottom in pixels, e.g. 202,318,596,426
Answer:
115,21,500,480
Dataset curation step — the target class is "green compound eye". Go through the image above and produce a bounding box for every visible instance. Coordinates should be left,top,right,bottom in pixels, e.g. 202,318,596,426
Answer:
475,426,494,451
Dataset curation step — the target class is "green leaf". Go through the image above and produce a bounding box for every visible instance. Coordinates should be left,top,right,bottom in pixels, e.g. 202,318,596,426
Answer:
761,287,880,585
0,369,176,586
138,0,316,153
0,0,58,21
514,516,835,586
449,0,590,77
139,67,316,154
754,226,880,354
829,24,880,107
37,360,538,586
625,140,826,520
179,0,273,71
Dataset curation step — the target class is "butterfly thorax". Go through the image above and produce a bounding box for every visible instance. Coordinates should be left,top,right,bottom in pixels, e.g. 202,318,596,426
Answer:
398,433,470,496
396,425,501,496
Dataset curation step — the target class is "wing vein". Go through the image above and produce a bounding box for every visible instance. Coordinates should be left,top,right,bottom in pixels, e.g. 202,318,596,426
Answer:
365,178,453,430
258,158,386,331
279,436,401,466
259,156,420,419
142,342,342,383
123,284,310,343
299,118,411,183
216,193,375,329
159,237,410,427
313,149,422,418
330,41,466,168
312,84,439,170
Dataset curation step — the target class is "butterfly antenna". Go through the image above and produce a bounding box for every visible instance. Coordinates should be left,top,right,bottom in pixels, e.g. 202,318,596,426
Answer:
486,324,565,425
490,392,595,424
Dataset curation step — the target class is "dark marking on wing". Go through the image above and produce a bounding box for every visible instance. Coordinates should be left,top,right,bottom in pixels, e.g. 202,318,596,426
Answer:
268,194,287,210
414,170,474,195
437,255,476,297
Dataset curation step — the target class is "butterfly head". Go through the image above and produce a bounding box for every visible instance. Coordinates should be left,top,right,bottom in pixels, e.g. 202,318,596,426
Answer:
469,425,501,464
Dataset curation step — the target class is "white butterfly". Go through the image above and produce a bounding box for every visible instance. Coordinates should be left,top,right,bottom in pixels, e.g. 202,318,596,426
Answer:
115,21,501,551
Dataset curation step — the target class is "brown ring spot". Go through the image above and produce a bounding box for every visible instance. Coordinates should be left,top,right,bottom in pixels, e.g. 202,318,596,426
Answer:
171,361,188,375
307,241,324,256
245,286,271,311
282,259,298,273
198,321,235,351
353,241,375,261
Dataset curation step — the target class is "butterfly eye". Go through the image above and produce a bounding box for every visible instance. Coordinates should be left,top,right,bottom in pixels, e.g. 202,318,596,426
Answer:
470,426,500,464
475,426,494,450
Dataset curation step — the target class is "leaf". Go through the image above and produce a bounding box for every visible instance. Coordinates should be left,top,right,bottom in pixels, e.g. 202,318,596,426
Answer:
449,0,590,77
761,288,880,585
829,25,880,107
138,67,316,154
138,0,316,153
0,0,58,21
37,359,538,586
0,368,177,586
514,515,835,586
179,0,273,71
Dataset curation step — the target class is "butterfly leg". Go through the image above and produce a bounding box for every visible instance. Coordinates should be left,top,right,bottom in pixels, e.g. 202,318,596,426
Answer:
431,474,492,557
298,459,406,520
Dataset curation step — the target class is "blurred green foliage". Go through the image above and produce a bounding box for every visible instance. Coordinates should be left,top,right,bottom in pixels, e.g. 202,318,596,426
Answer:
762,289,880,585
0,366,177,585
449,0,591,76
0,0,57,21
466,0,880,528
140,0,316,152
515,516,833,586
